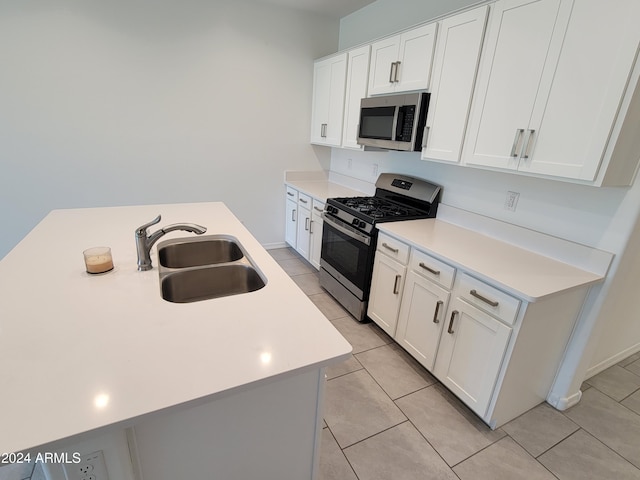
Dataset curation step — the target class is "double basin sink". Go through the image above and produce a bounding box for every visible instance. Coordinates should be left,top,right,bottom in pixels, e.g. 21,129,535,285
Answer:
157,235,266,303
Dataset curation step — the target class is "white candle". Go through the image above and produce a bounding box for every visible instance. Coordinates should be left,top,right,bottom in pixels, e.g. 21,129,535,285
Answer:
83,247,114,274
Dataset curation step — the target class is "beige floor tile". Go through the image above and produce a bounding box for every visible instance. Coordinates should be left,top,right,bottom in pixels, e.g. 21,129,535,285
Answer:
330,317,391,354
319,428,358,480
326,354,363,380
291,272,324,295
453,437,557,480
621,389,640,416
619,352,640,368
344,422,459,480
396,384,505,467
626,358,640,377
502,402,579,457
277,257,316,276
564,387,640,468
324,369,406,448
267,247,299,261
309,292,349,320
538,429,640,480
355,343,436,400
585,365,640,401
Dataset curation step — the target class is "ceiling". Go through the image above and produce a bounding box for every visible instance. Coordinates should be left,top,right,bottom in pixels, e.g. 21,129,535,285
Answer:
253,0,378,18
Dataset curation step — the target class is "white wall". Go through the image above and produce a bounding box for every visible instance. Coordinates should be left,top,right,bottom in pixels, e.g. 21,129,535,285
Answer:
339,0,484,49
334,0,640,401
0,0,337,259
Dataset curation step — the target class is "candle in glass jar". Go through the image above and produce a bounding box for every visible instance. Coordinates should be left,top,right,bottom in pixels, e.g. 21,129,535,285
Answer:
83,247,114,274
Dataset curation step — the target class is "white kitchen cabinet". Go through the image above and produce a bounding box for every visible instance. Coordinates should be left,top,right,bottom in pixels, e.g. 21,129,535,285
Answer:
368,23,437,96
295,193,312,260
341,45,371,150
309,199,325,270
285,187,298,248
310,53,347,146
367,234,410,335
395,270,449,370
463,0,640,185
421,6,488,163
434,296,512,418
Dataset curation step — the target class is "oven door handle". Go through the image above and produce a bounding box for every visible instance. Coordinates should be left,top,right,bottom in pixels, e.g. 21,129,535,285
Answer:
321,213,371,246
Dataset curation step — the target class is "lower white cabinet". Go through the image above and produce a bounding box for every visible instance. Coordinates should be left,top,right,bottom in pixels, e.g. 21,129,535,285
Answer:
395,270,449,371
284,186,324,270
368,252,406,336
434,297,512,418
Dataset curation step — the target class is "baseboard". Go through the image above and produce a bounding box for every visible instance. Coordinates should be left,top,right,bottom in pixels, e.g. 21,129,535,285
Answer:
585,342,640,379
263,242,288,250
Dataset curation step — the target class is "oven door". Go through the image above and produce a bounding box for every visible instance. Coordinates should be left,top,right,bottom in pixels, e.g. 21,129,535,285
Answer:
320,213,375,300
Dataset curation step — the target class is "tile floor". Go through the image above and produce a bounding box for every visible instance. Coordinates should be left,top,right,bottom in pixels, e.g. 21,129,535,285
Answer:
270,247,640,480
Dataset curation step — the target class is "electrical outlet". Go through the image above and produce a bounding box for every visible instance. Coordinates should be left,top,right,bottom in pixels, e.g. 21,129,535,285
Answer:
504,191,520,212
372,163,378,178
63,450,109,480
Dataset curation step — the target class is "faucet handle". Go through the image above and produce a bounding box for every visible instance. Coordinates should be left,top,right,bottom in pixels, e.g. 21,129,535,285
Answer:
135,214,162,237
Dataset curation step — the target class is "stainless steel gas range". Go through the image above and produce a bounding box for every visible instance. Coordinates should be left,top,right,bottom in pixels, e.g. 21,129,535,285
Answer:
319,173,441,322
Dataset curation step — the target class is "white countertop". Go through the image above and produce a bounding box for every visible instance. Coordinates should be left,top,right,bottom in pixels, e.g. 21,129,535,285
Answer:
0,203,352,454
378,219,605,302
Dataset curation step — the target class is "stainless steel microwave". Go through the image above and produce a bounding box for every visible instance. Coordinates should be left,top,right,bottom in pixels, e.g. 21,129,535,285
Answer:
357,92,429,151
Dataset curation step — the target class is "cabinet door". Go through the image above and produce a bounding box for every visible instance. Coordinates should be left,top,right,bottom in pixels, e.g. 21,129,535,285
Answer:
395,23,438,93
368,36,400,96
434,298,511,418
396,271,450,371
285,198,297,248
518,0,640,181
310,53,347,146
309,202,325,270
296,204,311,260
422,6,488,163
342,45,371,150
367,253,406,336
463,0,570,170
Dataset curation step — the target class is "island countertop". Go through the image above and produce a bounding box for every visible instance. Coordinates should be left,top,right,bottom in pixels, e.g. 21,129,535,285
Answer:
0,202,352,454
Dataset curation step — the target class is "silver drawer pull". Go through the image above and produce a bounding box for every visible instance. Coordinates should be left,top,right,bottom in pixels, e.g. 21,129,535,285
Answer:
419,262,440,276
287,192,295,197
393,274,401,294
299,198,308,204
447,310,458,334
470,289,499,307
382,242,399,253
313,206,324,212
433,300,443,324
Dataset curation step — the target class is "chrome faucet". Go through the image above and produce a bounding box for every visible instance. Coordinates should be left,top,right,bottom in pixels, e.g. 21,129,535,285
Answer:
135,214,207,271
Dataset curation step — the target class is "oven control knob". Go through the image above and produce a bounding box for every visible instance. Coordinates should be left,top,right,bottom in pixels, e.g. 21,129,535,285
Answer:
359,220,366,228
351,218,359,226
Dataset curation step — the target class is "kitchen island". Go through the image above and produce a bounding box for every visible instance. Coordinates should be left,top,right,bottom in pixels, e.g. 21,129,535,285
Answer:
0,202,352,479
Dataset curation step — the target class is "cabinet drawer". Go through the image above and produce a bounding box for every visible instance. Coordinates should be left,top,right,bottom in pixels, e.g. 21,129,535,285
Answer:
286,186,298,202
377,233,410,265
456,273,520,326
312,198,325,214
298,192,312,208
409,249,455,289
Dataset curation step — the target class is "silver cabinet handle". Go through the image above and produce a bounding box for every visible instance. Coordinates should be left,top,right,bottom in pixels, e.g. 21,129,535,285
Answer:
321,123,328,138
448,310,458,334
305,217,310,231
433,300,443,324
510,129,525,157
313,206,324,212
299,198,308,204
393,274,401,294
419,262,440,276
394,60,401,82
287,191,295,197
389,62,396,83
470,289,499,307
309,219,314,234
292,209,296,222
522,129,536,159
382,242,399,253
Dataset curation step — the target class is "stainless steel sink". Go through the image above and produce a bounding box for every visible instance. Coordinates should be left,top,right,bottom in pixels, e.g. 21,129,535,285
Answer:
158,235,244,268
161,264,266,303
157,235,266,304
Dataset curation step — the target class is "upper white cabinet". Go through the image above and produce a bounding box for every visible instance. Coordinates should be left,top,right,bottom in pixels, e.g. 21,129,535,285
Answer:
341,45,371,150
368,23,437,96
310,53,347,146
463,0,640,185
421,6,489,163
